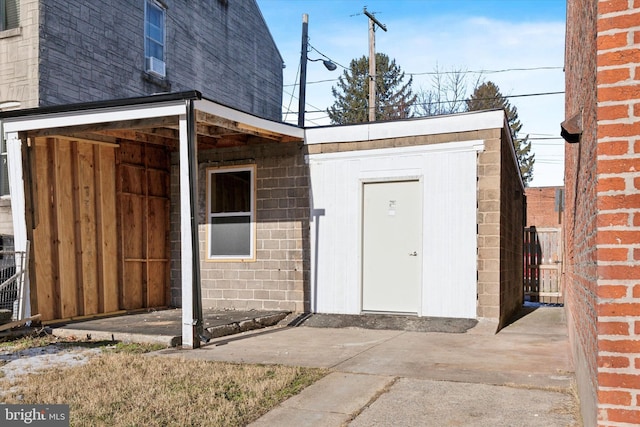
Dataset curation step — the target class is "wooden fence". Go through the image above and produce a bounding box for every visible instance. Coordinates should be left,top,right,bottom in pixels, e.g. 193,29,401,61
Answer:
524,227,563,304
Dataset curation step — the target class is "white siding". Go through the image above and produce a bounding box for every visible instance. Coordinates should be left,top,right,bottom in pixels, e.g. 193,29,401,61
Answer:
307,140,482,318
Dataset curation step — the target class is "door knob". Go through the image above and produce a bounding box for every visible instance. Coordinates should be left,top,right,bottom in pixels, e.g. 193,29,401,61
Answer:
409,251,417,256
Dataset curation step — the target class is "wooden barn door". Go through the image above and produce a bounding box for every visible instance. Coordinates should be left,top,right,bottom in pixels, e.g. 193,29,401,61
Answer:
31,137,119,321
118,142,170,310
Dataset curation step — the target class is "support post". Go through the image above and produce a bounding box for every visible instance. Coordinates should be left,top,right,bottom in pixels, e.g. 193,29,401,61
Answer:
179,101,203,349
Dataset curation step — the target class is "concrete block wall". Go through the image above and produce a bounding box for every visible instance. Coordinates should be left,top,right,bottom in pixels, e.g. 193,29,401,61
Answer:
38,0,283,120
0,0,39,109
477,131,503,320
170,142,310,312
476,125,525,326
498,127,525,328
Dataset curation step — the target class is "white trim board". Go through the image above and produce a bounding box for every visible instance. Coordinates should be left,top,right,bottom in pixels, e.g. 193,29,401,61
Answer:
1,101,187,134
306,139,485,163
304,110,505,145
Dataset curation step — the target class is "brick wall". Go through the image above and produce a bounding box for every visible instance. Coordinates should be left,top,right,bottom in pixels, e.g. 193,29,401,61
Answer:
525,186,564,227
38,0,283,120
595,0,640,424
566,0,640,425
565,0,599,424
170,142,310,312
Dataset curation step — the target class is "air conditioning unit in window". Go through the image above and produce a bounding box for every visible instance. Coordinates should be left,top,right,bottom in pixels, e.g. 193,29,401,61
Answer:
145,57,166,78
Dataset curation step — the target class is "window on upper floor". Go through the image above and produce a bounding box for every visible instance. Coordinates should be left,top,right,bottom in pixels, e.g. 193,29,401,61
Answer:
0,0,19,32
0,137,8,197
144,0,166,78
207,166,256,261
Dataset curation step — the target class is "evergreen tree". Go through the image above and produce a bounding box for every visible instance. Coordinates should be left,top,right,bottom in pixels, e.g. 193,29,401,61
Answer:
465,81,535,185
328,53,416,124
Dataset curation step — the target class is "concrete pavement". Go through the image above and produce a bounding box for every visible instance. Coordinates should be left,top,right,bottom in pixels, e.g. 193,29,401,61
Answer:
156,307,580,426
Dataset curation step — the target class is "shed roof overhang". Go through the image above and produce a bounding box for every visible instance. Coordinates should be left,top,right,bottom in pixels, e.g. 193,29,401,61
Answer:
0,90,304,148
0,91,303,351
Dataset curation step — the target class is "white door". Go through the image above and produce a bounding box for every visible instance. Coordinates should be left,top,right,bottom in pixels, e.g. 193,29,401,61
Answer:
362,180,422,313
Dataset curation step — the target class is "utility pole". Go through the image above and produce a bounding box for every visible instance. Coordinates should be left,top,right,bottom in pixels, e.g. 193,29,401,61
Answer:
363,7,386,122
298,13,309,127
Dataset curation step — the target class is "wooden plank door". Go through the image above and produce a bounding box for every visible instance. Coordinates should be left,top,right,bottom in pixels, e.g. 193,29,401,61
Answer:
31,137,118,321
118,142,169,310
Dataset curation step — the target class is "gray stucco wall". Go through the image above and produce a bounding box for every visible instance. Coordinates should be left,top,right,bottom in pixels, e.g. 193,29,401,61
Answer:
38,0,283,120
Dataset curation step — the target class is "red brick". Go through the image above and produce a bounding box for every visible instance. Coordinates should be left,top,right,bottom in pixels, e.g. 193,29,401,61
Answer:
598,140,629,156
597,229,640,245
636,31,640,45
598,122,640,138
635,140,640,153
599,264,640,280
635,177,640,189
603,408,640,424
634,103,640,117
599,372,640,388
598,177,626,192
599,104,630,121
600,0,634,14
635,320,640,333
599,303,640,317
598,283,628,297
597,212,629,227
635,248,640,260
598,31,630,50
598,48,640,69
601,338,640,354
599,67,631,85
597,194,640,210
598,389,632,405
599,12,640,33
633,284,640,297
599,320,630,334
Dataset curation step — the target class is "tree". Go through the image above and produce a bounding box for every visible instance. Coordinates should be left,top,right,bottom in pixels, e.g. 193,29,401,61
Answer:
328,53,416,124
414,66,482,117
465,81,535,185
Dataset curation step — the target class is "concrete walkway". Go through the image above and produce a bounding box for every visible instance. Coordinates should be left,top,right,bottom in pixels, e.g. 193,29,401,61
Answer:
156,307,580,426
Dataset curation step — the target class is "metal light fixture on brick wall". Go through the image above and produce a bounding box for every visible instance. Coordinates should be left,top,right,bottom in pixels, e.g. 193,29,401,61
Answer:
560,111,582,143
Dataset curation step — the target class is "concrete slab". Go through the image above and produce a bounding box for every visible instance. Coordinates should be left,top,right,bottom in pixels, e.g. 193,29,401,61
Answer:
155,306,580,426
349,377,577,427
49,309,289,347
158,327,404,368
249,372,395,427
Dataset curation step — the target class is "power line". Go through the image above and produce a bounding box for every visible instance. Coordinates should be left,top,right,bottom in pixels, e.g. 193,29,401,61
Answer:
408,66,563,77
295,90,565,114
284,65,564,88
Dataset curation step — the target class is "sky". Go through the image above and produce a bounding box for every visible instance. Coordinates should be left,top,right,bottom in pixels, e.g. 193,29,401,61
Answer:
256,0,567,188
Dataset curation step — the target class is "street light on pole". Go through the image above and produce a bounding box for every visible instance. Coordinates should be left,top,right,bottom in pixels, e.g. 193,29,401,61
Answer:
298,13,336,127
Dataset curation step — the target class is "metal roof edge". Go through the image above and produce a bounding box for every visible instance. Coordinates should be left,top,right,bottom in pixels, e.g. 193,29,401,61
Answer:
304,109,506,145
0,90,202,120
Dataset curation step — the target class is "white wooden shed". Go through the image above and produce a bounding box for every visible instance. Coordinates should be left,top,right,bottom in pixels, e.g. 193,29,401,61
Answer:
305,110,525,323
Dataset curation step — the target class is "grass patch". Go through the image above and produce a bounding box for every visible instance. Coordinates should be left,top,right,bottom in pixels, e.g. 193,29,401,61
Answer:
0,331,164,354
0,353,326,426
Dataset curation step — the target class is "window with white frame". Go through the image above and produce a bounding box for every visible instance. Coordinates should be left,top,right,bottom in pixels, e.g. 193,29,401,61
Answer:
0,137,8,196
144,0,166,77
207,166,256,260
0,0,19,32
